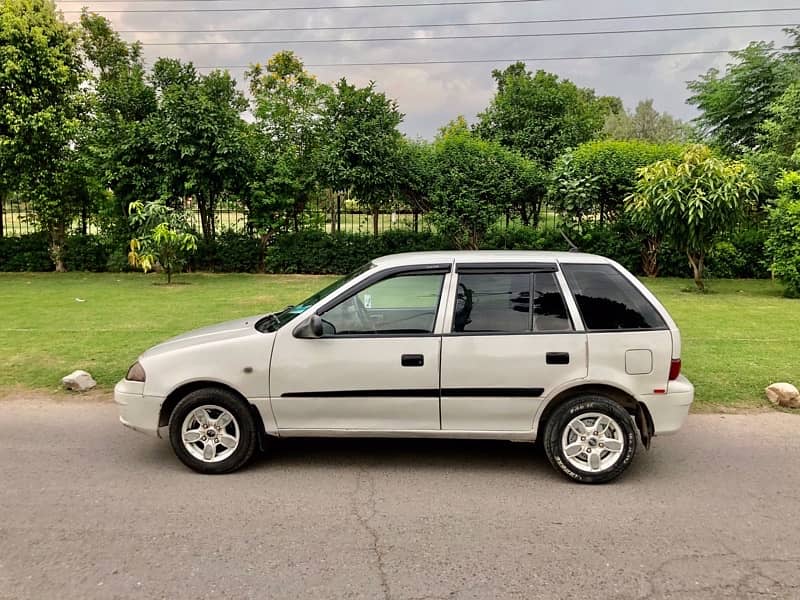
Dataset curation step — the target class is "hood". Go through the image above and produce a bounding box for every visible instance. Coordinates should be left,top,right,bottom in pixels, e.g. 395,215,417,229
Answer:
141,314,266,358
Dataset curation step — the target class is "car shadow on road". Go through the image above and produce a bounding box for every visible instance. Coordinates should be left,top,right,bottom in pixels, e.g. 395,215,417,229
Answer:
129,433,660,483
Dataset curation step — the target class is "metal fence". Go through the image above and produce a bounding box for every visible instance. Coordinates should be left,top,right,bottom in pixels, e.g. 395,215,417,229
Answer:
1,195,567,238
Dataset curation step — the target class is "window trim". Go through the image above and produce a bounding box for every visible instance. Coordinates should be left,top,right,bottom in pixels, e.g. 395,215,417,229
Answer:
312,264,451,338
561,263,669,332
449,269,574,335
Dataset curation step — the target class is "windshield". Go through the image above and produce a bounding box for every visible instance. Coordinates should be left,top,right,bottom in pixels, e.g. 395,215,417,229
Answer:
256,262,374,332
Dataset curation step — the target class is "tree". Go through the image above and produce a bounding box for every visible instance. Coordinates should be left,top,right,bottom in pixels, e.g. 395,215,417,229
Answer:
395,137,434,215
428,128,531,249
128,200,197,284
318,78,403,235
627,145,759,290
79,11,160,237
603,99,691,143
766,171,800,297
246,51,331,231
475,63,608,166
0,0,84,266
761,82,800,156
149,59,250,240
550,140,683,225
687,42,794,154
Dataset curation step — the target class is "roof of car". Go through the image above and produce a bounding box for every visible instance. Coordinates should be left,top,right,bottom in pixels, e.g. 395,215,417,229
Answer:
371,250,611,268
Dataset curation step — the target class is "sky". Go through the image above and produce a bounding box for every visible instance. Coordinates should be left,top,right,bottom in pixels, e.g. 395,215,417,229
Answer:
56,0,800,138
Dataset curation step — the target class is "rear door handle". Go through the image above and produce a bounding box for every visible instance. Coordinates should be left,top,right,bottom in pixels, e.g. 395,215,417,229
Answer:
401,354,424,367
546,352,570,365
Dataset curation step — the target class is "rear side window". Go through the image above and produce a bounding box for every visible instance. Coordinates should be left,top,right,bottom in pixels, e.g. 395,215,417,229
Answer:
453,271,571,333
561,264,665,331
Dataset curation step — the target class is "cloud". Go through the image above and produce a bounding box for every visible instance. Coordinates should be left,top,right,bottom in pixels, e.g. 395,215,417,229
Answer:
61,0,798,138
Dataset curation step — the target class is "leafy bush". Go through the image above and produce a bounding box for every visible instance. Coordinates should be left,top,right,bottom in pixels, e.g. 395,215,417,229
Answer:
205,231,261,273
265,229,449,274
0,233,54,271
766,172,800,297
63,235,111,272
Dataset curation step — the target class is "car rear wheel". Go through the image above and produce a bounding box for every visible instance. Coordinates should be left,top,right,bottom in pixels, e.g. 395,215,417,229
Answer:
168,388,258,474
543,395,637,484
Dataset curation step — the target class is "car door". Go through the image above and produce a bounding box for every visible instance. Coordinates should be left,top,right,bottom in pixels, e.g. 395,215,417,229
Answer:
269,265,450,431
440,263,588,432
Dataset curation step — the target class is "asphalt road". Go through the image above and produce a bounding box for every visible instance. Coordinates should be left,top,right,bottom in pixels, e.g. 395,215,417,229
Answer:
1,397,798,600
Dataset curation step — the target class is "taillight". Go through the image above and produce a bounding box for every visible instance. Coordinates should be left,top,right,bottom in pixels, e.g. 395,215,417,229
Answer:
668,358,681,381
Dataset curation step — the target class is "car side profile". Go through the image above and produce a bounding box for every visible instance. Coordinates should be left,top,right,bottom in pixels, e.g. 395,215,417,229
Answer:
115,251,694,483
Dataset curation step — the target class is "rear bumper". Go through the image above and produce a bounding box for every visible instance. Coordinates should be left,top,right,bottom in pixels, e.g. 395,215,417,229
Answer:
114,380,164,438
639,375,694,435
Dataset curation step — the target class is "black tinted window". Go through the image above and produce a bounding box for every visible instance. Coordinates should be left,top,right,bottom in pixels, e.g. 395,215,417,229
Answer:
454,273,530,333
532,273,572,331
561,264,665,331
453,271,572,333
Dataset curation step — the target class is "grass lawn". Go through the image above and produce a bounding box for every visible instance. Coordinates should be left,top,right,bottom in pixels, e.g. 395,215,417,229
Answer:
0,273,797,409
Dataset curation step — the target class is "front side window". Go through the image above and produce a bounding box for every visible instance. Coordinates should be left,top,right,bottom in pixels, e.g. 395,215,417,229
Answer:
320,272,445,336
561,264,666,331
453,271,571,333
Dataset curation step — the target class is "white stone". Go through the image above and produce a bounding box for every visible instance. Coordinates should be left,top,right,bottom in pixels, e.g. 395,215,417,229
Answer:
765,382,800,409
61,370,96,392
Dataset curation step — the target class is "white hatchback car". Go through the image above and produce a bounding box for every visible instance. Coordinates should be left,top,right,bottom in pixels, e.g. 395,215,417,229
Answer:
115,251,693,483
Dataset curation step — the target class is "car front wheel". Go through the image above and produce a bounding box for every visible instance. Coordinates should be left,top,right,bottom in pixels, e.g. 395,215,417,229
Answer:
168,388,258,474
543,395,637,484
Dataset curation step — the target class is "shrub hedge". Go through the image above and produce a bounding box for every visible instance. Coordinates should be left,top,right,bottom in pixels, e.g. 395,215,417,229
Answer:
0,226,771,278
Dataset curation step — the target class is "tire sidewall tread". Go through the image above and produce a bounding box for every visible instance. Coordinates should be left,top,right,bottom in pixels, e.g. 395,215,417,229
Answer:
168,388,258,475
543,395,637,484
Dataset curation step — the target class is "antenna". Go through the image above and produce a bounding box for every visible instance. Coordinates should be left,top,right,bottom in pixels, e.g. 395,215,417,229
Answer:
559,229,580,253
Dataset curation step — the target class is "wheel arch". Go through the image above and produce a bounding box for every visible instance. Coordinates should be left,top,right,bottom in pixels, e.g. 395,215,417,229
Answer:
159,381,267,448
535,383,654,448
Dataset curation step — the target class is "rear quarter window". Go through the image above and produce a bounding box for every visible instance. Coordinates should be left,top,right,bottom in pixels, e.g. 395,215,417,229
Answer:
561,264,665,331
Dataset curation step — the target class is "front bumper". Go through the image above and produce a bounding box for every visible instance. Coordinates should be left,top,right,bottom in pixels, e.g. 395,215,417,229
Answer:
114,379,164,438
639,375,694,435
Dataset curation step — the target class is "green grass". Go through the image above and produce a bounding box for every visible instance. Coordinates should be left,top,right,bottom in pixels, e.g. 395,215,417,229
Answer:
0,273,797,409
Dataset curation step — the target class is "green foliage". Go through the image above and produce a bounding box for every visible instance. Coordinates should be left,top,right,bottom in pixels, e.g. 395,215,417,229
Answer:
63,235,111,272
194,231,261,273
551,140,683,223
603,99,692,143
149,60,250,241
766,171,800,297
128,201,198,283
0,232,54,271
317,79,403,235
628,144,760,289
475,62,607,166
265,229,449,274
687,42,795,154
0,0,88,267
761,81,800,156
427,129,535,248
245,51,331,237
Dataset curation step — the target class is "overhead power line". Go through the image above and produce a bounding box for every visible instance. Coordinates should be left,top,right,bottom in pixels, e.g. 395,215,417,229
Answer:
60,0,546,14
175,49,737,70
130,23,798,46
115,8,800,34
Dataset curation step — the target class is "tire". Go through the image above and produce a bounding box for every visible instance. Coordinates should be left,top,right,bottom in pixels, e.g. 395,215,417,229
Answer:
543,395,637,484
168,387,259,474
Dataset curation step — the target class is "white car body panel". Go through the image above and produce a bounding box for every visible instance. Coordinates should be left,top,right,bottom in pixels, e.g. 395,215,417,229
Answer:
115,250,693,446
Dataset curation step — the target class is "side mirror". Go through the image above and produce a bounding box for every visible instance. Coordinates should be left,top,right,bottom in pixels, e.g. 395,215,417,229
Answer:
293,314,323,339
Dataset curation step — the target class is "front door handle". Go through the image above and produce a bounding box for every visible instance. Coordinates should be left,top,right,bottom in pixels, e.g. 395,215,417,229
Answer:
401,354,424,367
546,352,570,365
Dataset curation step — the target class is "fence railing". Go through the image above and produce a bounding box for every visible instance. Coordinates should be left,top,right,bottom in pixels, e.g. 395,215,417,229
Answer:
1,195,568,238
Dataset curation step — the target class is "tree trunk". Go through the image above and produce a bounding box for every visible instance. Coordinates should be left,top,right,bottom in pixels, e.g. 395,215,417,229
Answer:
167,267,172,284
0,189,6,238
51,222,67,272
641,237,660,277
372,207,379,236
688,251,705,291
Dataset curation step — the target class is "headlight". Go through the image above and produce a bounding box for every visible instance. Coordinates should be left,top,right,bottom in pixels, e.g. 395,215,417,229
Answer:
126,361,146,382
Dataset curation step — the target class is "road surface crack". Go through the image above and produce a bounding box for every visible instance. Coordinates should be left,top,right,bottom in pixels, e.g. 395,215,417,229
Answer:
352,468,391,600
